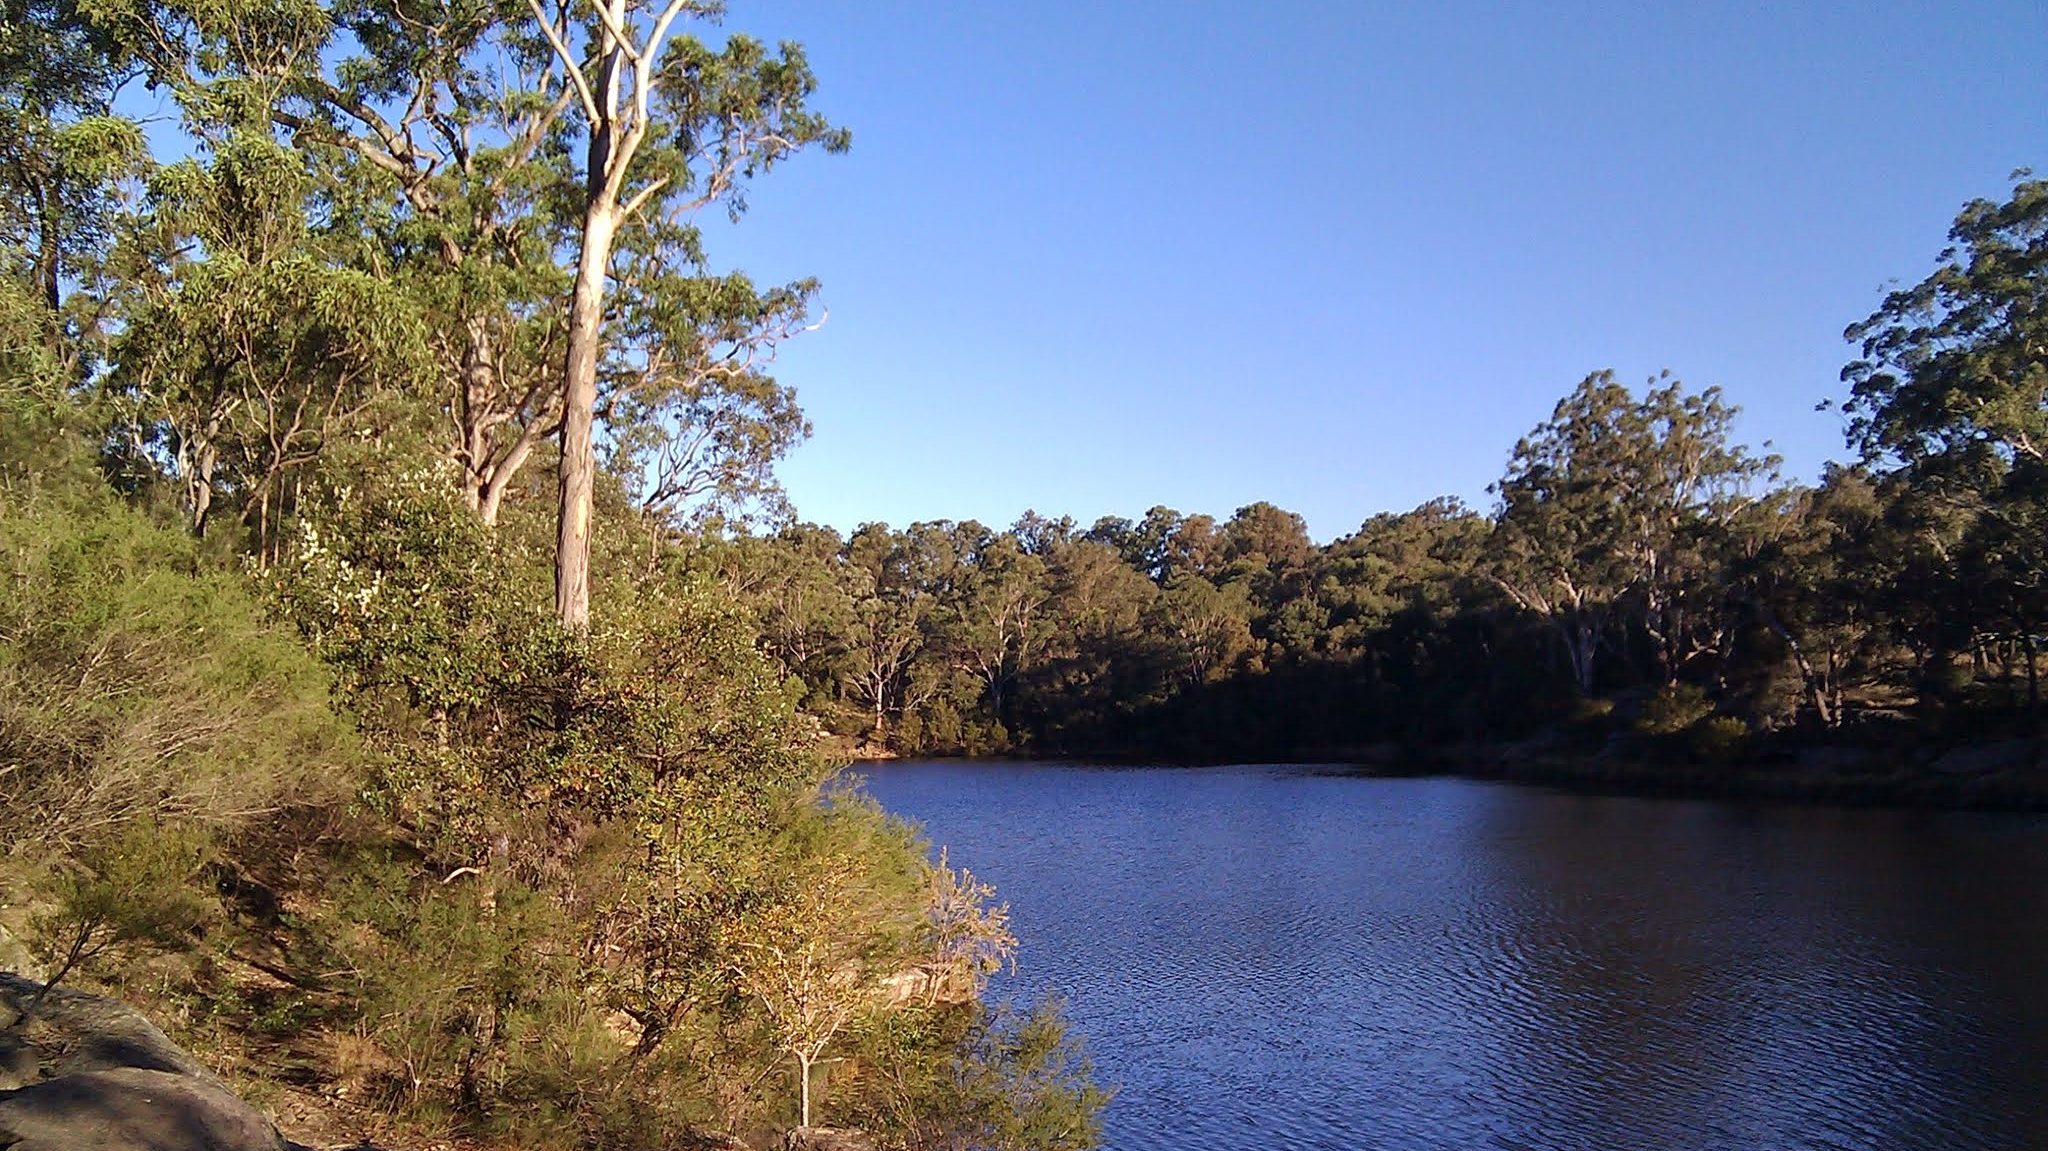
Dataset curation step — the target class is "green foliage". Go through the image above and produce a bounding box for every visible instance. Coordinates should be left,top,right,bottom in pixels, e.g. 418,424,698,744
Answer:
1490,370,1777,695
1689,716,1752,764
26,820,217,993
10,11,2046,1149
1843,175,2048,470
0,432,358,858
320,859,617,1124
1637,683,1715,736
847,1000,1108,1151
111,132,434,547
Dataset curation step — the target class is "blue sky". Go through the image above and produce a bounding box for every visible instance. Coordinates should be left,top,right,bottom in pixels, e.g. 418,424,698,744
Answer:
695,1,2046,541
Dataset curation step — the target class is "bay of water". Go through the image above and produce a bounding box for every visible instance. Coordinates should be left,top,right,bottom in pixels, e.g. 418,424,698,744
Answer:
859,760,2048,1151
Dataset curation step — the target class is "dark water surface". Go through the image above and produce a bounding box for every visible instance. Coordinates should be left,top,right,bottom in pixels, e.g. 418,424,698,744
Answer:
859,760,2048,1151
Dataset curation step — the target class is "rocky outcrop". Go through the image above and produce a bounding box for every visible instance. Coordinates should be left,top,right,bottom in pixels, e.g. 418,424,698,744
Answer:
875,960,975,1008
0,972,303,1151
1928,738,2042,777
782,1127,876,1151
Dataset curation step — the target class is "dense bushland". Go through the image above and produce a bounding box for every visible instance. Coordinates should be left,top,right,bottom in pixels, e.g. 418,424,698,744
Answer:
0,2,1103,1145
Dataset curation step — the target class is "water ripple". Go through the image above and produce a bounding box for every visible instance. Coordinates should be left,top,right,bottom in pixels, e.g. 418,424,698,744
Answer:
861,762,2048,1151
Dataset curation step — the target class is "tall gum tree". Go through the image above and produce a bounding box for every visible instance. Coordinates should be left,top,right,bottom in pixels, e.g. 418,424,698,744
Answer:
1843,176,2048,470
288,0,838,541
107,0,842,567
520,0,846,627
1840,176,2048,702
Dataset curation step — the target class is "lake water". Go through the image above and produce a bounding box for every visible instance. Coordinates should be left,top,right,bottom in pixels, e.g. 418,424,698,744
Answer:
859,760,2048,1151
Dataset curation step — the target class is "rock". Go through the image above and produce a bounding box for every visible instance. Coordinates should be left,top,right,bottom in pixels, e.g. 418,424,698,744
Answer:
0,1068,292,1151
0,972,302,1151
0,923,44,984
875,960,973,1008
1930,739,2040,777
782,1126,876,1151
0,972,221,1083
0,1035,39,1090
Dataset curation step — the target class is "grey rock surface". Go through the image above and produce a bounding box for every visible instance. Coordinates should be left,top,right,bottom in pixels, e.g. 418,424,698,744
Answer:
0,971,299,1151
0,1067,291,1151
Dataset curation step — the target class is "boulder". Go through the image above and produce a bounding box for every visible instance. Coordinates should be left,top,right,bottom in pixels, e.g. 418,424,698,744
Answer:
0,972,303,1151
0,923,44,984
0,1067,292,1151
0,973,223,1084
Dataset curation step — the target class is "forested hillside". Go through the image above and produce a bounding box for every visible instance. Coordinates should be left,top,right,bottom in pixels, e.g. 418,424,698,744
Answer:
693,183,2048,768
1,1,1100,1147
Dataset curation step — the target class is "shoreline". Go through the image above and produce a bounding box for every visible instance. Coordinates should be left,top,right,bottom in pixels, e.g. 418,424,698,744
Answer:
844,734,2048,814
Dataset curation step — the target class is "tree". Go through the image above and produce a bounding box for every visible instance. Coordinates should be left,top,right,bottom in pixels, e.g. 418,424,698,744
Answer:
1842,175,2048,469
1217,501,1320,656
115,134,429,552
1491,371,1774,693
841,523,943,741
936,524,1049,723
1839,176,2048,711
734,852,885,1131
0,0,152,361
518,0,848,627
109,0,843,604
1144,573,1254,689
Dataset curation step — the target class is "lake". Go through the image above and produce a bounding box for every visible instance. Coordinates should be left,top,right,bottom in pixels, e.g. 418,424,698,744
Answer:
859,760,2048,1151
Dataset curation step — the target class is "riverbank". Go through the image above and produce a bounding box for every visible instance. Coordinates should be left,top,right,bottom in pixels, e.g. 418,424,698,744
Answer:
853,729,2048,813
1410,735,2048,812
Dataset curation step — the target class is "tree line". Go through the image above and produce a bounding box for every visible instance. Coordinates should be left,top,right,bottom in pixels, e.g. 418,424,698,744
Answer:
693,180,2048,762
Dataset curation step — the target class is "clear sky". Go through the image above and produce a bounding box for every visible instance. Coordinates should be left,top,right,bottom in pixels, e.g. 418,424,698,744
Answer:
702,1,2044,541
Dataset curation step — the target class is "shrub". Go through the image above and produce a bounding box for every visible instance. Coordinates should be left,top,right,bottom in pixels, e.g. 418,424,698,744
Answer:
1636,683,1715,736
0,481,358,859
1690,715,1752,763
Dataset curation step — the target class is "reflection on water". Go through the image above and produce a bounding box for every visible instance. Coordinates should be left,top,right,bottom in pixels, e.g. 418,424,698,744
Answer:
860,761,2048,1151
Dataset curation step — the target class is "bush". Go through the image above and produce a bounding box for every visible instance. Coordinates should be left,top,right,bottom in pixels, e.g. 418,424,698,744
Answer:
26,820,218,993
0,478,358,859
845,999,1109,1151
1636,683,1715,736
1690,715,1752,763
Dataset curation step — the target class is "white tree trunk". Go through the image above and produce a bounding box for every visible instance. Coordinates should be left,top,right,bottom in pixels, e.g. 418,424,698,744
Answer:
555,204,618,629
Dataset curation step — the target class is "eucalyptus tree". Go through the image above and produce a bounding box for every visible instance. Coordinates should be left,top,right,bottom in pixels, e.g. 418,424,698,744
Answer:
1217,501,1320,656
314,2,839,555
1491,371,1774,693
512,0,846,626
1843,176,2048,471
842,523,934,740
0,0,150,374
1144,573,1255,689
1089,505,1224,585
104,0,844,622
115,134,430,551
1838,178,2048,699
708,522,859,700
938,524,1051,722
1015,532,1160,738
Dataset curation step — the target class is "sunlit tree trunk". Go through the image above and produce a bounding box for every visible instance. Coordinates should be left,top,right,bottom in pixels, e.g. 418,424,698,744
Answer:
556,202,617,629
